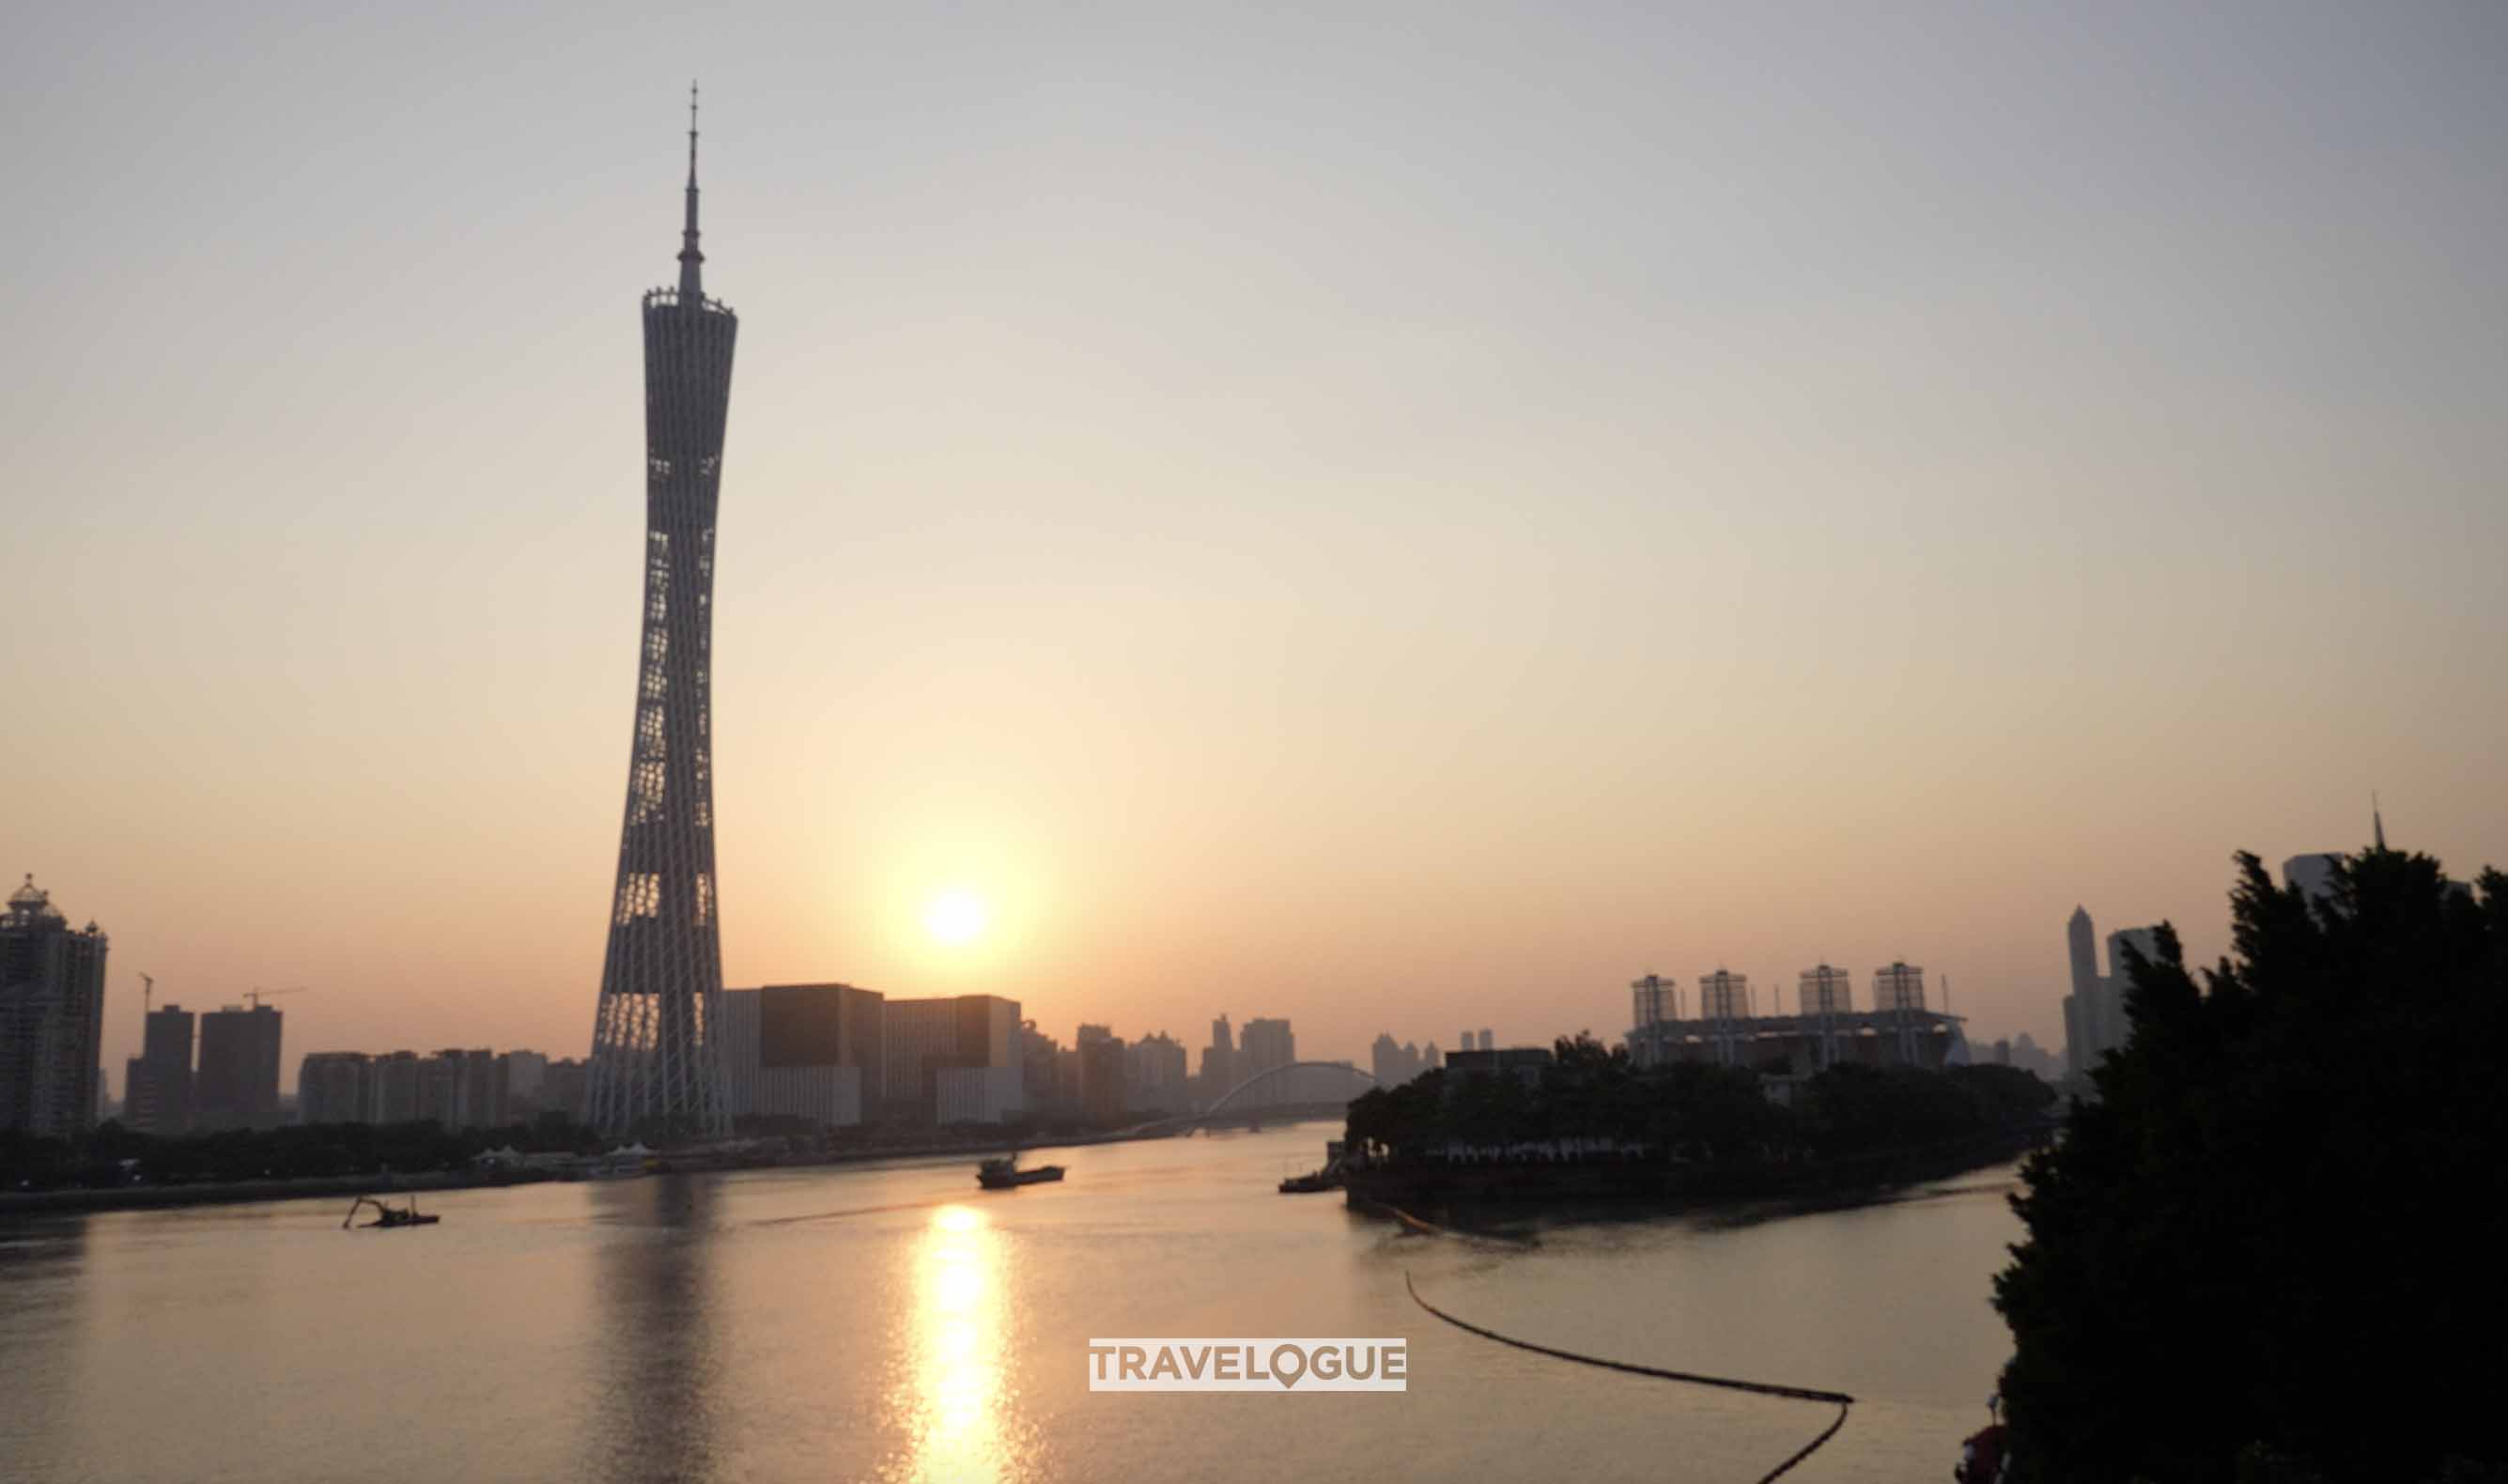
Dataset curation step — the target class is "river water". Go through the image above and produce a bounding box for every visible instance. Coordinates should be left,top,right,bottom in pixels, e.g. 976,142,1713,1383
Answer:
0,1124,2020,1482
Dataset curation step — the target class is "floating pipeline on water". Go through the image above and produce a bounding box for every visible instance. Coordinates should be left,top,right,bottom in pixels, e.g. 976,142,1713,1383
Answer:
1388,1207,1852,1484
1373,1201,1540,1247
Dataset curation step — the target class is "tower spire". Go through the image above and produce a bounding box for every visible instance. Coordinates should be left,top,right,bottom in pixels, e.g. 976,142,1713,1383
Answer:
678,81,704,302
2373,791,2387,851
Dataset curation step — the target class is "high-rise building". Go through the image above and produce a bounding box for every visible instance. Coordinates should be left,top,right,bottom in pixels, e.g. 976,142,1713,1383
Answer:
586,93,741,1140
2060,916,2154,1076
459,1049,503,1127
500,1049,550,1116
1228,1017,1294,1108
194,1005,284,1131
371,1051,422,1122
2062,906,2102,1076
416,1051,462,1126
0,876,109,1138
882,996,1021,1123
1199,1014,1237,1102
2067,906,2099,1000
1241,1017,1294,1074
411,1048,502,1128
1077,1032,1127,1123
298,1051,371,1124
124,1001,196,1135
722,982,883,1127
1369,1033,1430,1088
541,1058,590,1124
1127,1031,1191,1113
1017,1021,1073,1120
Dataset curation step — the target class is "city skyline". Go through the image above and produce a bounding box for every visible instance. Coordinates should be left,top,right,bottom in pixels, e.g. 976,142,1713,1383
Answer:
8,6,2505,1090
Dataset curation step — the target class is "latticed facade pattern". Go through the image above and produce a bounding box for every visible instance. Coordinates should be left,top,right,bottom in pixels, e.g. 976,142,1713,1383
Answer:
1871,961,1927,1013
1798,964,1853,1015
586,283,739,1138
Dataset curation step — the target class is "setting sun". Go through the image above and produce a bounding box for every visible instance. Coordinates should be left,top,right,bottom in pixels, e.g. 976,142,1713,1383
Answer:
922,889,989,947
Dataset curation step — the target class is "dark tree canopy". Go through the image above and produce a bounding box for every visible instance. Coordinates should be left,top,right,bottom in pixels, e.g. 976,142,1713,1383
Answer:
1343,1031,2051,1165
1995,849,2508,1483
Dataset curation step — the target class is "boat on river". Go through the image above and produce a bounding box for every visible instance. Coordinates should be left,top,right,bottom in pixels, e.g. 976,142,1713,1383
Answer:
1278,1138,1348,1193
342,1196,439,1229
977,1155,1065,1190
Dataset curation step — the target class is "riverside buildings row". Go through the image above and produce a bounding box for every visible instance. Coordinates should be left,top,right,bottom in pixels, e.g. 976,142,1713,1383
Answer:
295,1048,584,1129
289,986,1027,1132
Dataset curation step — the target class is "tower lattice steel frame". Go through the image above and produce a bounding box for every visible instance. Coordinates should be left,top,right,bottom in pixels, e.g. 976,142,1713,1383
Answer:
587,88,737,1138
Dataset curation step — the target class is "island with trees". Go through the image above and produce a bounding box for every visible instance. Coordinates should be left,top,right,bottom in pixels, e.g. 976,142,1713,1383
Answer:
1340,1032,2055,1212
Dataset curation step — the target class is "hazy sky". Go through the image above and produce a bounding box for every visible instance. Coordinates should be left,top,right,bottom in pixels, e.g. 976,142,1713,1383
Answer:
8,3,2503,1088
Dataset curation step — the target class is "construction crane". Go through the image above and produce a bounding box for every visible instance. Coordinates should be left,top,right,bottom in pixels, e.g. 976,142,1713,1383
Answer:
243,987,311,1009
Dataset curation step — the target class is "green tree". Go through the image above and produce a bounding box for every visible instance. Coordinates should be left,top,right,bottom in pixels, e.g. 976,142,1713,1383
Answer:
1995,849,2508,1482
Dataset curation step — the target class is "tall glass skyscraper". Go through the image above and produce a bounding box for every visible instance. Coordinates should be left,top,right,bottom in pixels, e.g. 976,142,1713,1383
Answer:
587,91,738,1138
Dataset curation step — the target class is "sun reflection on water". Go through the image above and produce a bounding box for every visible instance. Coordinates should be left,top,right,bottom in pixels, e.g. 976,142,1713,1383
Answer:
892,1202,1029,1483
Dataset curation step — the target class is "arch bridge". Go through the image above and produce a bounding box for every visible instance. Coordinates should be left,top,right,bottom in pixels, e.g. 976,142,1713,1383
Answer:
1132,1060,1380,1135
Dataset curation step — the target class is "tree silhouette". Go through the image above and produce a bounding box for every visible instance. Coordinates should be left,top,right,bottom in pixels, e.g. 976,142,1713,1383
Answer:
1994,849,2508,1482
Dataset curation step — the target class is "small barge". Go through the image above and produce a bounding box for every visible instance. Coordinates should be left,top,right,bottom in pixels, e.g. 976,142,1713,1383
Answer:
977,1156,1065,1190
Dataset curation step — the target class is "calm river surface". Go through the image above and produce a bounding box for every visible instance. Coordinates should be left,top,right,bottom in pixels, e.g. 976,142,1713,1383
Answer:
0,1125,2020,1481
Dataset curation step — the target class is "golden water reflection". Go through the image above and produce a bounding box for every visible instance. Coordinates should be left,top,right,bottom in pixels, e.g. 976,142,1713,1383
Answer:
896,1203,1030,1483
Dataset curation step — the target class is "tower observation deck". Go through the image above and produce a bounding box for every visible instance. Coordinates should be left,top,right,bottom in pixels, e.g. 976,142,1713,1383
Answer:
587,87,738,1138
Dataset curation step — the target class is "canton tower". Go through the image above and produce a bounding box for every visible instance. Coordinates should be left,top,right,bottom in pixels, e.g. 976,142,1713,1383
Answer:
587,88,737,1138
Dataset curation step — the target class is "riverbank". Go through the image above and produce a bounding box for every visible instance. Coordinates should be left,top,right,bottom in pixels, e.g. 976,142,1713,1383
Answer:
0,1123,1189,1217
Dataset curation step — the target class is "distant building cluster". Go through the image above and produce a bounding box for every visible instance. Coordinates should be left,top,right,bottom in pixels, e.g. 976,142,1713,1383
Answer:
1370,1033,1439,1087
1989,1032,2062,1080
999,1012,1383,1121
1623,964,1969,1074
0,876,108,1138
291,1046,585,1130
2060,907,2163,1077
